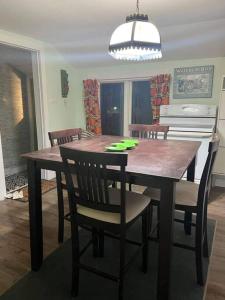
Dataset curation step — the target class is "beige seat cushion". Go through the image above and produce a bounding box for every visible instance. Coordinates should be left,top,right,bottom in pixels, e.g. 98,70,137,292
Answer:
77,188,150,224
144,180,199,208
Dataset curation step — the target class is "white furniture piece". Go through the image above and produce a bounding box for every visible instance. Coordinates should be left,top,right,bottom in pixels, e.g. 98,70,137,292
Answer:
0,132,6,200
160,104,217,181
213,76,225,187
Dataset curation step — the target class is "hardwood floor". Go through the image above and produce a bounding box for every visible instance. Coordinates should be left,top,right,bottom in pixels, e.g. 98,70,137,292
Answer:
0,185,225,299
205,186,225,300
0,188,70,294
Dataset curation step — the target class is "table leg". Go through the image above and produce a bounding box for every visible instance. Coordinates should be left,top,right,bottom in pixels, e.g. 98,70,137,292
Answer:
27,160,43,271
158,181,175,300
187,156,196,182
185,156,196,235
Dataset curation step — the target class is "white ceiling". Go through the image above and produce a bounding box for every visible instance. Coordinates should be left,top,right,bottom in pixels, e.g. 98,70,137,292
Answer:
0,0,225,67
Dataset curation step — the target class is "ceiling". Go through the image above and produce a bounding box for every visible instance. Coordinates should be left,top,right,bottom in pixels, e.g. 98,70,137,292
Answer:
0,0,225,67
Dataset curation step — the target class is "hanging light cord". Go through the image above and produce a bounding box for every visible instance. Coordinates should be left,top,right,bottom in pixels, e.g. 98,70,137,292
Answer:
136,0,140,14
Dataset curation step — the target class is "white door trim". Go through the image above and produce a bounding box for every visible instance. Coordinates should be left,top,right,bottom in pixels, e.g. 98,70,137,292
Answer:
0,36,50,198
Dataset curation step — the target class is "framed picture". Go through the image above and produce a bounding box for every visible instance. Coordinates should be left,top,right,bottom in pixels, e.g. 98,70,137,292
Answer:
173,65,214,99
61,69,69,98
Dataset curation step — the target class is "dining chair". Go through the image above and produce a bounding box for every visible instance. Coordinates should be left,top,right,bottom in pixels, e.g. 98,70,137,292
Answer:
128,124,169,192
60,147,151,300
143,135,219,285
80,129,96,139
48,128,82,243
48,128,114,244
129,124,169,140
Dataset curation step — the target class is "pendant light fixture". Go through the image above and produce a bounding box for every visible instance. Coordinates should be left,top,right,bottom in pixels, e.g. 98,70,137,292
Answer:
109,0,162,61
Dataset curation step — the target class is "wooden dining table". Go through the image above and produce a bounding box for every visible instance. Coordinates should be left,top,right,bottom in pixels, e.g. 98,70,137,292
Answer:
22,135,201,300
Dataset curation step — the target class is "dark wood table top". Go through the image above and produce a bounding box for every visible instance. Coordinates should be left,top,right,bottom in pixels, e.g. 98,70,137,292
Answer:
22,135,201,181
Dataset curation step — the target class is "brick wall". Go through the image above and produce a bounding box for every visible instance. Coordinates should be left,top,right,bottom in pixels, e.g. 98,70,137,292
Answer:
0,63,31,176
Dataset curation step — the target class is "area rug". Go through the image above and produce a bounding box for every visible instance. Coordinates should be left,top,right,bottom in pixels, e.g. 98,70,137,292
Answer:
0,212,216,300
5,171,28,192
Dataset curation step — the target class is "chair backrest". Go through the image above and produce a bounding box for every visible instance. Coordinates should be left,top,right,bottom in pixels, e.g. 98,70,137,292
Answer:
80,129,95,139
129,124,169,140
60,147,128,223
48,128,82,146
197,135,220,210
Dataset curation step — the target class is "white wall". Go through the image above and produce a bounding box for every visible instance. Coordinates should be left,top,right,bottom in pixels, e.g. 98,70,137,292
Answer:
75,57,225,126
43,45,82,131
1,29,225,134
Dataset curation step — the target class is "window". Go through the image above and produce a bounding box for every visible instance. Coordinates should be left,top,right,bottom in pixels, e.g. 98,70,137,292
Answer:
100,82,124,135
100,80,152,136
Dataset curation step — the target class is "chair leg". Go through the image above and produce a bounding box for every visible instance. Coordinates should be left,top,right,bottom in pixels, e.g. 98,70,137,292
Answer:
203,208,209,258
142,208,149,273
203,230,209,258
92,227,99,257
184,211,192,235
71,221,80,298
148,204,153,235
195,216,204,286
56,172,64,244
129,183,132,191
112,181,117,188
118,230,126,300
99,229,105,257
156,205,160,240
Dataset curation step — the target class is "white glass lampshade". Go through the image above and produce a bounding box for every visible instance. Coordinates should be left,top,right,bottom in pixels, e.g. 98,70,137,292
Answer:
110,23,133,45
109,14,162,61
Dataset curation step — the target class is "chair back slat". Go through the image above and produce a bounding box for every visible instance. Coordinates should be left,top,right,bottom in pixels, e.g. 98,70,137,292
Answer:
197,135,220,210
129,124,169,140
96,164,104,203
48,128,82,146
60,147,128,215
103,165,110,204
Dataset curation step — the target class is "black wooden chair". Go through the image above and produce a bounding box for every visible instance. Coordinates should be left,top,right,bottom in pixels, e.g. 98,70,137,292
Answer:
60,147,151,300
144,136,219,285
49,128,114,244
48,128,82,243
128,124,169,192
129,124,169,140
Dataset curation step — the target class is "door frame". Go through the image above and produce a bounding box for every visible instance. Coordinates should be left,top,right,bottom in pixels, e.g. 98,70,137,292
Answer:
0,36,49,199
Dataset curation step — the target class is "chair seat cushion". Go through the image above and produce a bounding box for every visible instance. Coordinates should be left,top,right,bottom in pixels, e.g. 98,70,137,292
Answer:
143,180,199,208
77,188,150,224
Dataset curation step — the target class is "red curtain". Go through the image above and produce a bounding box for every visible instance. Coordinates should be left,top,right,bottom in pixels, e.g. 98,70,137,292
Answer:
150,74,171,124
83,79,102,135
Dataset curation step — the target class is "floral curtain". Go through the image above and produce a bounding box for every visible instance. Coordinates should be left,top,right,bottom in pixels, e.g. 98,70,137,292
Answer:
150,74,171,124
83,79,102,135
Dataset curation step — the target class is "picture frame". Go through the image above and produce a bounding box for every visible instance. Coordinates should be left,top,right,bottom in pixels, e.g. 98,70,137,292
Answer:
173,65,214,99
61,69,69,98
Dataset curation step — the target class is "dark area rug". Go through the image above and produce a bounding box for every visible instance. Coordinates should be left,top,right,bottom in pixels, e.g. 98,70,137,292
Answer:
0,211,216,300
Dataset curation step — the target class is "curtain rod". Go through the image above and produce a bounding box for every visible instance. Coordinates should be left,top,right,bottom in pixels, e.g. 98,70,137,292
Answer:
98,75,153,83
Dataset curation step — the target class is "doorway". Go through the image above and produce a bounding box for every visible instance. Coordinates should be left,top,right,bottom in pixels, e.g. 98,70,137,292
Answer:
132,80,152,124
0,43,38,193
100,82,124,136
100,80,152,137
